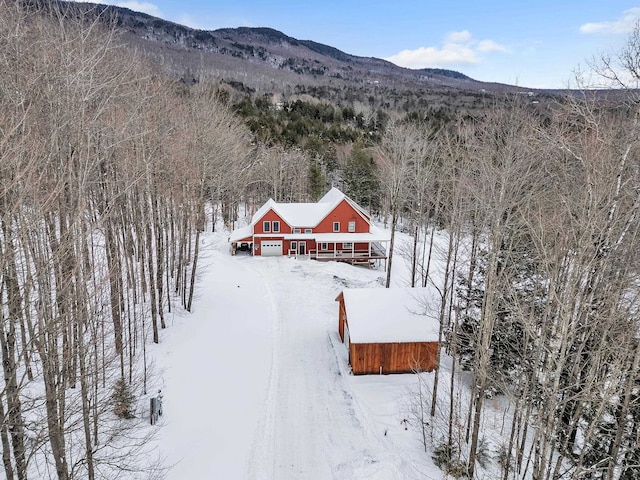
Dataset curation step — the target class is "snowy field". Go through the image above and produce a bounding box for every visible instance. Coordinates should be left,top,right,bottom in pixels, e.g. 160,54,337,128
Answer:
148,228,457,479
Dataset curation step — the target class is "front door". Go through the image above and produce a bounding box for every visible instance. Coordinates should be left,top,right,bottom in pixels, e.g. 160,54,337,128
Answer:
298,242,306,255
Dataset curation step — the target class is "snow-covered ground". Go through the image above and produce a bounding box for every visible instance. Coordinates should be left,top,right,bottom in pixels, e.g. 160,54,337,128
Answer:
148,228,452,479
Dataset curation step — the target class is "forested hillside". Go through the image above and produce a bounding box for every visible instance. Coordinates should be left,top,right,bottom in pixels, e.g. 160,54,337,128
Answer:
1,1,640,479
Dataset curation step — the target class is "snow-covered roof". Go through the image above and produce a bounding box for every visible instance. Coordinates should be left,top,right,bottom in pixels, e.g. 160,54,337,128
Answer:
273,203,331,227
340,288,440,343
251,198,278,225
249,197,330,228
318,187,344,204
229,225,253,243
320,187,370,219
246,187,370,231
297,230,389,242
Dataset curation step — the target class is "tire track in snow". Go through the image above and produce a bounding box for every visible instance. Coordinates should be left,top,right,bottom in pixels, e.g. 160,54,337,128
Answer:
245,259,282,480
245,258,332,479
244,258,418,479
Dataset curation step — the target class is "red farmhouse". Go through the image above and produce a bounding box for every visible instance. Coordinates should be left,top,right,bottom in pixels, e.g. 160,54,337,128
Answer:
229,188,390,266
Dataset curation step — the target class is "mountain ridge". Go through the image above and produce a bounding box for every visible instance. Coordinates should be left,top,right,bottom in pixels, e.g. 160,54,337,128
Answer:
25,0,560,112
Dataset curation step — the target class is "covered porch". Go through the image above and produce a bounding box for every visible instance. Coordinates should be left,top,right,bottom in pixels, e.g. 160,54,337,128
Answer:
310,242,387,261
287,228,390,269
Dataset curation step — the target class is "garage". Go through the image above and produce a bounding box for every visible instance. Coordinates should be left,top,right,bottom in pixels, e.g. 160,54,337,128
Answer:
260,240,283,256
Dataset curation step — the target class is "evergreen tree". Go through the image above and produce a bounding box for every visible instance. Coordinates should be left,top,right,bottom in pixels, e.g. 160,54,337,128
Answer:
343,141,379,211
308,157,327,201
112,378,136,419
454,228,541,395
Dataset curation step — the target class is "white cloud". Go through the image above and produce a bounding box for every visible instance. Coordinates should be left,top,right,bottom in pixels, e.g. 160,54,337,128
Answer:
67,0,162,17
115,1,162,17
477,39,508,53
385,31,508,69
446,30,472,43
387,45,478,68
174,14,231,31
580,7,640,34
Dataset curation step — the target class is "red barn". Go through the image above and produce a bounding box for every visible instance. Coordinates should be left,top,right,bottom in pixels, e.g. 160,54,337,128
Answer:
229,188,390,267
336,287,441,375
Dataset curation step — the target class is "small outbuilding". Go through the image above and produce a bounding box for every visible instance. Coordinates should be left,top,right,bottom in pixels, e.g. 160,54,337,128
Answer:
336,287,441,375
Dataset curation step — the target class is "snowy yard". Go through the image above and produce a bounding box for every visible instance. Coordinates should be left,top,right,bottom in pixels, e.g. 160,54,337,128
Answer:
148,228,453,479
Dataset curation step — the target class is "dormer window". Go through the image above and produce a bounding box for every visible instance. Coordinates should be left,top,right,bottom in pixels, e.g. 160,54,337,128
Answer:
304,228,312,233
293,228,301,234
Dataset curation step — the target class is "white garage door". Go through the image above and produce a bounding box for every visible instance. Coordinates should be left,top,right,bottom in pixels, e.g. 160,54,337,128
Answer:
261,240,283,256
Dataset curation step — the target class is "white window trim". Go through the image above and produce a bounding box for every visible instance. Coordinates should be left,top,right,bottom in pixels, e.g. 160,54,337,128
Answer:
320,242,328,250
348,221,356,232
304,228,312,233
342,242,353,249
293,228,301,234
291,241,298,250
263,221,271,233
333,221,340,232
273,221,280,233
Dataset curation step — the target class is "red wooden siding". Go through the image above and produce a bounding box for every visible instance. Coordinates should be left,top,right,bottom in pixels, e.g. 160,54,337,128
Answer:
349,342,438,375
254,209,291,234
316,199,369,233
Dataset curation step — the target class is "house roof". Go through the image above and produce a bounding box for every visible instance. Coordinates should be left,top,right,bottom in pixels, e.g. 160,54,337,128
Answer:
250,187,370,229
229,225,253,243
318,187,344,204
319,187,370,220
270,202,331,227
339,288,440,343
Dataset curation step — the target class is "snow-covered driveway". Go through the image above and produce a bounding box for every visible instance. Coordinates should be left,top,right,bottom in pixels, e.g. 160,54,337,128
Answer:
154,231,432,479
244,257,389,479
154,233,272,479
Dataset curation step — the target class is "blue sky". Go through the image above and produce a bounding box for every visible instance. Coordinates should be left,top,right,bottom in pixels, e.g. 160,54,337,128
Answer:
72,1,640,88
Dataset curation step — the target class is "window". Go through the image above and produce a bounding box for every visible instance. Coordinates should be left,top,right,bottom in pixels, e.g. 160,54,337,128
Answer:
342,242,353,249
291,241,297,250
263,221,270,233
348,221,356,232
304,228,312,234
293,228,301,234
333,222,340,232
320,242,328,250
273,221,280,233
